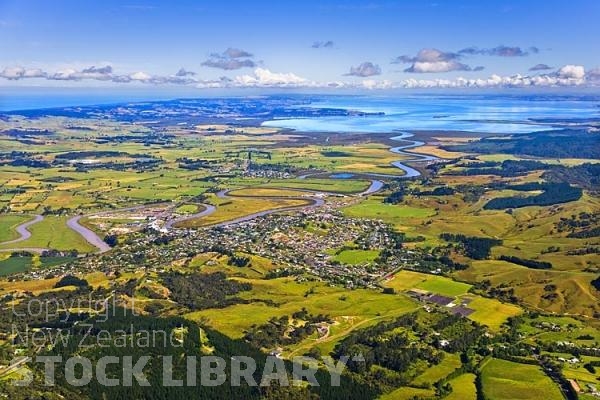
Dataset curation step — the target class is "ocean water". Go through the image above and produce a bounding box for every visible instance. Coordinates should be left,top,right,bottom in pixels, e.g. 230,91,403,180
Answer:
262,95,600,134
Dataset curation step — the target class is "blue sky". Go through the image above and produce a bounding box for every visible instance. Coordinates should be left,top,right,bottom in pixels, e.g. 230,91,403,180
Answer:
1,0,599,90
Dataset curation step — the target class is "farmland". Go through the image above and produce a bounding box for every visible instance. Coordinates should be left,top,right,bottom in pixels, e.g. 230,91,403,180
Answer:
0,97,598,399
0,214,32,242
480,358,563,400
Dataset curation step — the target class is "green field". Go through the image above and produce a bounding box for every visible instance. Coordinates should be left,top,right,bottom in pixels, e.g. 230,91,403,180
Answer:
480,358,563,400
446,373,477,400
0,256,32,276
384,270,472,297
333,249,380,265
0,214,32,242
383,270,522,330
467,297,522,331
411,352,462,386
0,255,75,276
379,386,435,400
175,204,200,214
262,178,371,194
186,277,419,343
343,198,436,225
0,216,95,252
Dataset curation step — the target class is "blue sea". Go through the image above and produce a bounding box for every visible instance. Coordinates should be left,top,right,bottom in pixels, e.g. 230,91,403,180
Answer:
1,91,598,134
263,95,600,134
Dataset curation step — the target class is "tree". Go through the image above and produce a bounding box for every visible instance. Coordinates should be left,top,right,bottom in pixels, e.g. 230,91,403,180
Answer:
104,234,118,247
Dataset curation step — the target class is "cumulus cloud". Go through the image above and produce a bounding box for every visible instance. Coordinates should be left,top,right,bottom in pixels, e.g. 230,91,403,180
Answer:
398,65,587,88
0,66,46,80
529,63,552,71
129,71,152,81
557,64,585,80
0,64,200,85
458,45,537,57
394,46,540,73
394,48,471,73
345,62,381,77
1,63,596,90
202,48,255,70
39,65,115,81
361,79,393,89
405,60,471,73
312,40,334,49
233,68,307,87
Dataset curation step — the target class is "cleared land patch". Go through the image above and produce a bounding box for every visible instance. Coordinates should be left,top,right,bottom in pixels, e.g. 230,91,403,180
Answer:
480,358,563,400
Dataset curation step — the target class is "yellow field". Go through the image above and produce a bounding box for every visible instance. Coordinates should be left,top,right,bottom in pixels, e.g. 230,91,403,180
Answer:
179,196,312,227
410,145,469,158
227,187,311,198
466,296,522,330
384,270,522,330
457,260,599,317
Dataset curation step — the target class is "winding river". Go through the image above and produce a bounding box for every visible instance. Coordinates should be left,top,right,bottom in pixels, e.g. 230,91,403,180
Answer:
0,131,441,253
73,131,442,235
164,188,327,229
388,131,439,177
66,215,112,253
0,214,44,245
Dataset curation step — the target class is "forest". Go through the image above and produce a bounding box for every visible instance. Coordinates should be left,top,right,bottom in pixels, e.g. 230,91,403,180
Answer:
443,129,600,159
498,255,553,270
161,271,253,310
439,233,502,259
483,182,582,210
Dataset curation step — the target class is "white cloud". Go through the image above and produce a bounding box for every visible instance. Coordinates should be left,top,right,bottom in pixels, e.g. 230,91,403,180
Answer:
0,66,46,80
129,71,152,81
234,68,307,87
396,66,588,88
0,63,597,90
361,79,393,89
408,60,469,73
49,68,79,80
557,64,585,80
345,62,381,77
394,48,471,73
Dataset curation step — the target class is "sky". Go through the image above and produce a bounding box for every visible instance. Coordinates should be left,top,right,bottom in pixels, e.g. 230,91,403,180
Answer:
1,0,599,91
